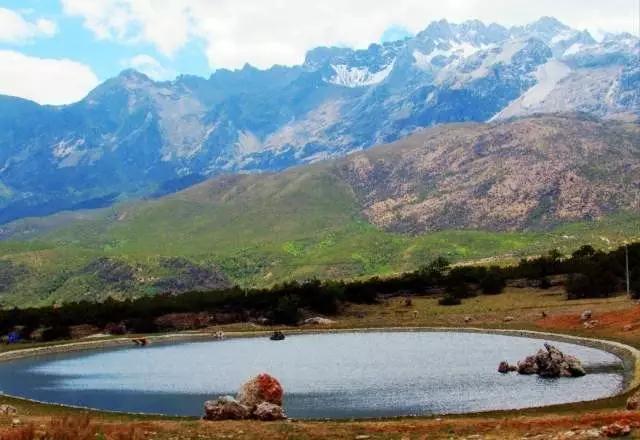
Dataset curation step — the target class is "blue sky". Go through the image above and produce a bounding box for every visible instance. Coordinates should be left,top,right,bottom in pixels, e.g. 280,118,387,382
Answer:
0,0,211,80
0,0,637,105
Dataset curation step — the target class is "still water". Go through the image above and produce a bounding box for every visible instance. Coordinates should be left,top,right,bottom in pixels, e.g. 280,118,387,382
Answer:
0,331,625,419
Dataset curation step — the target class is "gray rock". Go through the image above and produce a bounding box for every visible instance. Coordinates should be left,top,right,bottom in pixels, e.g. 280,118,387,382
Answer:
498,361,511,374
517,355,539,375
253,402,287,421
302,317,335,325
203,396,250,421
517,344,585,378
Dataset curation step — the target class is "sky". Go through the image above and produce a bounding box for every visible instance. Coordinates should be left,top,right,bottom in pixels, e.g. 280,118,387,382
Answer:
0,0,638,105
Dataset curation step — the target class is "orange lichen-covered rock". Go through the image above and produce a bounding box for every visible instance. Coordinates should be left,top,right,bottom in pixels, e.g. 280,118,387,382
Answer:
237,373,283,409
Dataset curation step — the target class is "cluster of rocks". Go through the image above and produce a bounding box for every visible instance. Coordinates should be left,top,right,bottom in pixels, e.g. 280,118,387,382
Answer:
498,343,586,378
581,310,600,329
0,404,17,416
203,374,286,422
535,422,632,439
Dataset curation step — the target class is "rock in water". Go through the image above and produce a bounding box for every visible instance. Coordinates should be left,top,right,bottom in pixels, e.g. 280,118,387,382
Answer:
237,373,284,409
517,355,539,375
516,343,585,378
203,396,250,421
565,354,587,377
253,402,287,421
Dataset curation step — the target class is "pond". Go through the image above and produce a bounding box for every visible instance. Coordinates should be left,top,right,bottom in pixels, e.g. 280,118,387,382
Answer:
0,331,626,419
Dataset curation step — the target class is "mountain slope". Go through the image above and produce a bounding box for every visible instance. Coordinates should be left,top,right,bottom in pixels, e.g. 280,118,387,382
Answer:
0,18,637,223
1,115,638,307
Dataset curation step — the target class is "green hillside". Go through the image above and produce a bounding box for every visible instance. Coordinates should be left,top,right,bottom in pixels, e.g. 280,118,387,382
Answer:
1,116,639,307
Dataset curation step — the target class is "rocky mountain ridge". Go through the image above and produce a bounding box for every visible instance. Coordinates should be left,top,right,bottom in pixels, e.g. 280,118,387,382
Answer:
0,17,638,223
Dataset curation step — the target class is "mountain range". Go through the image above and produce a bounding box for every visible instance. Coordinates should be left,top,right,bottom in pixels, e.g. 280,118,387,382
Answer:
1,114,639,306
1,17,638,224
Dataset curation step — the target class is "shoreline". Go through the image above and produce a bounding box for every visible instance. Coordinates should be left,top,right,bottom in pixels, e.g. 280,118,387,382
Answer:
1,326,639,420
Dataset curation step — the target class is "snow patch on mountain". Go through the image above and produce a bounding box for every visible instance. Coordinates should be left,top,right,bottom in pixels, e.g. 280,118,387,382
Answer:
235,131,263,155
413,42,489,70
564,43,584,56
52,138,85,159
551,30,578,45
329,60,395,87
492,60,571,120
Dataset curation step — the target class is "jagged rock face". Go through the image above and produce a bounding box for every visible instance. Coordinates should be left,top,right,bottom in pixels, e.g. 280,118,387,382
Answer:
0,18,637,224
337,115,640,232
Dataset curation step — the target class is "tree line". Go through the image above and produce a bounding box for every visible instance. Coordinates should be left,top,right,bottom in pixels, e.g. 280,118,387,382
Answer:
1,243,637,341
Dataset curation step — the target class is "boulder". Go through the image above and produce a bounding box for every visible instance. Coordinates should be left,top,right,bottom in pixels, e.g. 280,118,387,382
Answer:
516,344,585,378
517,355,539,375
302,317,335,325
601,422,631,437
237,373,284,409
0,404,17,416
565,354,587,377
503,316,515,322
581,310,593,321
253,402,287,421
583,320,599,329
203,396,250,421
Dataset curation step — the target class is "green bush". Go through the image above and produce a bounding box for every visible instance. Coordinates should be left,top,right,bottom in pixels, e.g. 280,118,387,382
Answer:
438,295,462,306
271,295,301,325
479,268,505,295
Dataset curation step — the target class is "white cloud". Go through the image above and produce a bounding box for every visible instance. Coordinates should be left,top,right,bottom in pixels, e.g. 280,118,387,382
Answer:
0,50,99,105
62,0,639,70
123,54,175,80
0,7,57,43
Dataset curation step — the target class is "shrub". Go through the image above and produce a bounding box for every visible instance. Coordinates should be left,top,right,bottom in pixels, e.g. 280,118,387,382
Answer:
40,326,70,342
539,277,552,290
438,295,462,306
445,282,476,299
271,295,301,325
566,270,618,299
479,268,505,295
